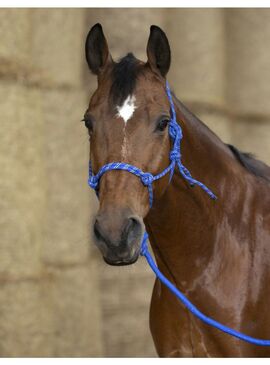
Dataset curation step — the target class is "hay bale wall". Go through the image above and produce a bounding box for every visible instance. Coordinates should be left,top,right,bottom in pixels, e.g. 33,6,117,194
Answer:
0,8,270,357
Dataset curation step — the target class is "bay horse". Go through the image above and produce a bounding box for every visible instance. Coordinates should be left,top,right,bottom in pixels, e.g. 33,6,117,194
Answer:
83,23,270,357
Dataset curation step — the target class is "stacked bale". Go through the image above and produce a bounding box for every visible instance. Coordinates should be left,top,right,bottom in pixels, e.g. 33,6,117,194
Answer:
226,9,270,164
0,9,103,356
1,8,270,358
0,9,49,355
166,8,231,142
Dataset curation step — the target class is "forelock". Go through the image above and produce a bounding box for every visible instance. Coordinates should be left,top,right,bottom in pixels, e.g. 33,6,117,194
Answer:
110,53,143,106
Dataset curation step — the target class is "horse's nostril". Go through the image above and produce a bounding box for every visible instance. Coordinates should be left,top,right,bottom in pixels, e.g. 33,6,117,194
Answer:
94,219,105,243
93,213,142,251
123,218,135,236
130,217,141,231
124,217,142,245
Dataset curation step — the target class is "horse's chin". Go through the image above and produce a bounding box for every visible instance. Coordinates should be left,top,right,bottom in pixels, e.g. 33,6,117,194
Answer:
103,253,139,266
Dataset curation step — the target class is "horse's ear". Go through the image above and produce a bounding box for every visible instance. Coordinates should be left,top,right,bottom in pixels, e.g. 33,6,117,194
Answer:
85,23,112,75
146,25,171,77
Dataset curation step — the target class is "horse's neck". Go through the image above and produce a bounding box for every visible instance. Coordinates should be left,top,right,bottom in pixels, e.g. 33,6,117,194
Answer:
145,98,251,289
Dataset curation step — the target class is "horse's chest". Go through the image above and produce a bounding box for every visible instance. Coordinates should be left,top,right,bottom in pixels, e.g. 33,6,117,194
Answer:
150,279,211,357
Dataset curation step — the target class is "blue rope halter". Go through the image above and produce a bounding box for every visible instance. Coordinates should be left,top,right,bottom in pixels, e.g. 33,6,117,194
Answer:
88,81,270,346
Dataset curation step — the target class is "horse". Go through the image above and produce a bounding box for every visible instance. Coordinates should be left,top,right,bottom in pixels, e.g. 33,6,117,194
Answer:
83,23,270,357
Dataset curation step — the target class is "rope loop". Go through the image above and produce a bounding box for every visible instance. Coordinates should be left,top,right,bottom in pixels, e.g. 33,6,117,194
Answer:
141,172,154,186
88,176,98,189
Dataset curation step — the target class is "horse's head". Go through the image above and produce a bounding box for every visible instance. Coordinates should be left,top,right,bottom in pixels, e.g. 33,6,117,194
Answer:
84,23,172,265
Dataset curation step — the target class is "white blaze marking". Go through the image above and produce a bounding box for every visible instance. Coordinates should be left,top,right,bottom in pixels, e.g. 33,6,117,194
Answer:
116,95,136,124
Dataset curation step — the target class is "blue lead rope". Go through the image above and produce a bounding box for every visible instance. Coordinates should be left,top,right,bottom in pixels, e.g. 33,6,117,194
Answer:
88,80,270,346
140,232,270,346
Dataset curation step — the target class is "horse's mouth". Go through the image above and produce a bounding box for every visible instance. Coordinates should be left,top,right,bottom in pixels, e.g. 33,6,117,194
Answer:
103,253,139,266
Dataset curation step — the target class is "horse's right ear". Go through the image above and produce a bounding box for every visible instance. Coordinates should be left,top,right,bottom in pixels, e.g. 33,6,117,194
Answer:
85,23,112,75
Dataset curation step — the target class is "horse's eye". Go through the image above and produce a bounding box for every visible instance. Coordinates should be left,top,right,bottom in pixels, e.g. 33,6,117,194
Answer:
82,116,93,131
156,117,170,132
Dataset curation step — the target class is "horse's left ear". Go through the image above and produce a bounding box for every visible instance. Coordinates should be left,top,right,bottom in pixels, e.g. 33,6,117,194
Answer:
146,25,171,77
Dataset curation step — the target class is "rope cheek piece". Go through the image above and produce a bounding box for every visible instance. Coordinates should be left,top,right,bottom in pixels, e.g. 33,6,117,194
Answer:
88,81,270,346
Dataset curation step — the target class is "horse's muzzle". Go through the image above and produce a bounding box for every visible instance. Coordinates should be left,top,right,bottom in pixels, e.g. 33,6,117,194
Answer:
93,210,143,265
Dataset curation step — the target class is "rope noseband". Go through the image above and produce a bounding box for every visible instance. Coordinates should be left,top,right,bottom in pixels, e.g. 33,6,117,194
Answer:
88,81,270,346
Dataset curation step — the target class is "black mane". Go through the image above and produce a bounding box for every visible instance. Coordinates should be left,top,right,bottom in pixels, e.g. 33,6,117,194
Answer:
227,144,270,182
110,53,142,105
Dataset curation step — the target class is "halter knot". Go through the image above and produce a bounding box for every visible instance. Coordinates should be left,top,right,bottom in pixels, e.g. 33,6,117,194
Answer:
169,122,182,140
88,176,98,189
141,173,154,186
170,150,181,161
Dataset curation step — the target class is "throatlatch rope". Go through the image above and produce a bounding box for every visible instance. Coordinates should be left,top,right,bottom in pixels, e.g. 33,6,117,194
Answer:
88,81,270,346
